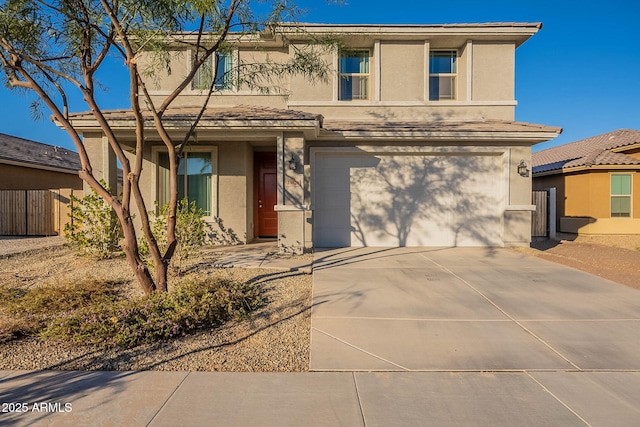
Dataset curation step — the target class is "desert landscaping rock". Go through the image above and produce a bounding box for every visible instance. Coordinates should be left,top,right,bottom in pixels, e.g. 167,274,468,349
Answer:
0,244,311,372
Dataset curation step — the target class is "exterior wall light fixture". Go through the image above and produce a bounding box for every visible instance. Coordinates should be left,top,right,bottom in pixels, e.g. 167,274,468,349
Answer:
517,160,529,177
287,153,297,170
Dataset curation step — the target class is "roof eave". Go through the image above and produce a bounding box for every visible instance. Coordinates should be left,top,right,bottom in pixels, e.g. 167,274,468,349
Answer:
0,158,80,175
326,130,560,143
534,164,640,177
66,118,323,139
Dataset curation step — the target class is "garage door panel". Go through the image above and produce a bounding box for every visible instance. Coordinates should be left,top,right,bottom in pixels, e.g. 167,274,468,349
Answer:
313,152,503,247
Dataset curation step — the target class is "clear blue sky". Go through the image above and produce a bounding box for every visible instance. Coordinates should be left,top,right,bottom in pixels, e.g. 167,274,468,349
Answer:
1,0,638,152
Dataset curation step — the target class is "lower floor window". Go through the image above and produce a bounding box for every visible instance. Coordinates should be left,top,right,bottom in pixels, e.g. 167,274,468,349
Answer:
611,174,632,218
158,151,214,216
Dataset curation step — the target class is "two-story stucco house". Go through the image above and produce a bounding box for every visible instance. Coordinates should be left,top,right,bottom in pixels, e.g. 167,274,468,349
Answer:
68,23,561,252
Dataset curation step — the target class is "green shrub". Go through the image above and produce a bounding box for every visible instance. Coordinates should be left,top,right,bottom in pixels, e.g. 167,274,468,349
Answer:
140,199,207,272
40,277,264,348
64,183,122,258
0,280,123,342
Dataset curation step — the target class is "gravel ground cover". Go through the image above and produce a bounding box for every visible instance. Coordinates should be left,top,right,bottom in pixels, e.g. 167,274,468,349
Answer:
513,234,640,291
0,244,312,372
0,236,66,257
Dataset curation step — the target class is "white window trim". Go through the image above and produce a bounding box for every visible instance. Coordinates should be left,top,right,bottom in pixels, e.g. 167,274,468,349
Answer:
337,48,372,101
429,49,458,101
610,172,633,218
152,145,219,219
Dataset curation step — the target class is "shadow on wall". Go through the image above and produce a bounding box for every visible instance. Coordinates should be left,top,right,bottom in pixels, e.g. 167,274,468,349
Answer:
314,151,505,247
350,155,503,247
560,216,597,234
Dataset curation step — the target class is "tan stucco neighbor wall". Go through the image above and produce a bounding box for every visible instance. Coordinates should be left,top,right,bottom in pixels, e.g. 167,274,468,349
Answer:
534,170,640,235
0,163,82,191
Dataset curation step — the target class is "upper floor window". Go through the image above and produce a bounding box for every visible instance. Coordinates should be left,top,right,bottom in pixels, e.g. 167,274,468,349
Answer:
611,174,632,217
429,50,457,101
339,50,370,100
192,51,233,91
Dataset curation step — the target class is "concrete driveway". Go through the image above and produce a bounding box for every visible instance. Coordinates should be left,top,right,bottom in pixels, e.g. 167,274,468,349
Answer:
311,247,640,371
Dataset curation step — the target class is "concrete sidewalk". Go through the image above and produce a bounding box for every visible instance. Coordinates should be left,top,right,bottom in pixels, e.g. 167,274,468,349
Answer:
3,369,640,426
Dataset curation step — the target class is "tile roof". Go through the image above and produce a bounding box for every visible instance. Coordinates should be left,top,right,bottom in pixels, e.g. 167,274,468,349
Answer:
323,120,559,134
533,129,640,174
0,133,81,172
68,105,323,123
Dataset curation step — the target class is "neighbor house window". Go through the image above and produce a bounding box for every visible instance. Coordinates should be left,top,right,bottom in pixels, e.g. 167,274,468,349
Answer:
429,50,457,100
611,174,632,217
158,151,214,216
192,51,233,91
339,50,370,100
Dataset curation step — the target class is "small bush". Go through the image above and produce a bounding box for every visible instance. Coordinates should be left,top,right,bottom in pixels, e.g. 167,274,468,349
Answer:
64,183,122,258
40,277,264,348
141,199,207,272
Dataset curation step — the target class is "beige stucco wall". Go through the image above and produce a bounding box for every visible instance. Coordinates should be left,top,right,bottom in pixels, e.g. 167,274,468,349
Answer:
141,35,519,122
472,43,515,102
288,44,334,102
291,105,515,121
217,142,250,242
380,42,424,102
508,146,533,205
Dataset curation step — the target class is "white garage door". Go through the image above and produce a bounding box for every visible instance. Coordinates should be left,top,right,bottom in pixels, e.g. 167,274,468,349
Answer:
313,152,504,247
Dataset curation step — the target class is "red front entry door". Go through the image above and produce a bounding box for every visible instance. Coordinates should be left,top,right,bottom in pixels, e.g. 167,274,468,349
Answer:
254,152,278,237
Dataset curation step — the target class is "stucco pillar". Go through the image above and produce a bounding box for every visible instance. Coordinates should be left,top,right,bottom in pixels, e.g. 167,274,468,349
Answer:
275,132,307,254
504,147,535,246
82,133,118,195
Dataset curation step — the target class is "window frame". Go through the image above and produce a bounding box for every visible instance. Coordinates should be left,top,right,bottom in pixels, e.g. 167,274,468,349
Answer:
338,49,371,101
610,173,633,218
153,146,219,219
429,50,458,101
191,51,234,92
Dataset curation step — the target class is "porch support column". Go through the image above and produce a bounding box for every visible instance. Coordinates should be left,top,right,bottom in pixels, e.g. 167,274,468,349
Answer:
275,132,306,254
82,133,118,195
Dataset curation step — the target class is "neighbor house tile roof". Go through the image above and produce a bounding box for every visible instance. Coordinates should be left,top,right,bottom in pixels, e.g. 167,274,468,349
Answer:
533,129,640,174
0,133,81,172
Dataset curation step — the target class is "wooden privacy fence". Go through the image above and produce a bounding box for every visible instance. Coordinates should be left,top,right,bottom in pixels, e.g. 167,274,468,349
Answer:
531,190,549,237
0,189,73,236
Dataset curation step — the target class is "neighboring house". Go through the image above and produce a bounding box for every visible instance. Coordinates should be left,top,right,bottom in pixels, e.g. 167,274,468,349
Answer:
0,133,82,191
66,23,561,252
533,129,640,235
0,133,83,236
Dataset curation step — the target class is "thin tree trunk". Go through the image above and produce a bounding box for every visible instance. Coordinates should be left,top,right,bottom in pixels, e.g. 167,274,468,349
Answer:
120,216,156,295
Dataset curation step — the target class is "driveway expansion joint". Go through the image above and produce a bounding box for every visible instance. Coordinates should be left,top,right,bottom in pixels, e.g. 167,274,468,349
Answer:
312,327,409,371
419,252,583,371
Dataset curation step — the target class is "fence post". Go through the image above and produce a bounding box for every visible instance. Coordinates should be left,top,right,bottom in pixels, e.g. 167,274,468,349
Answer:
548,187,557,240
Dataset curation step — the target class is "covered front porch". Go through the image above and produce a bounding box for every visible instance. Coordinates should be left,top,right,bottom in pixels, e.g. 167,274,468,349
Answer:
71,105,321,254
